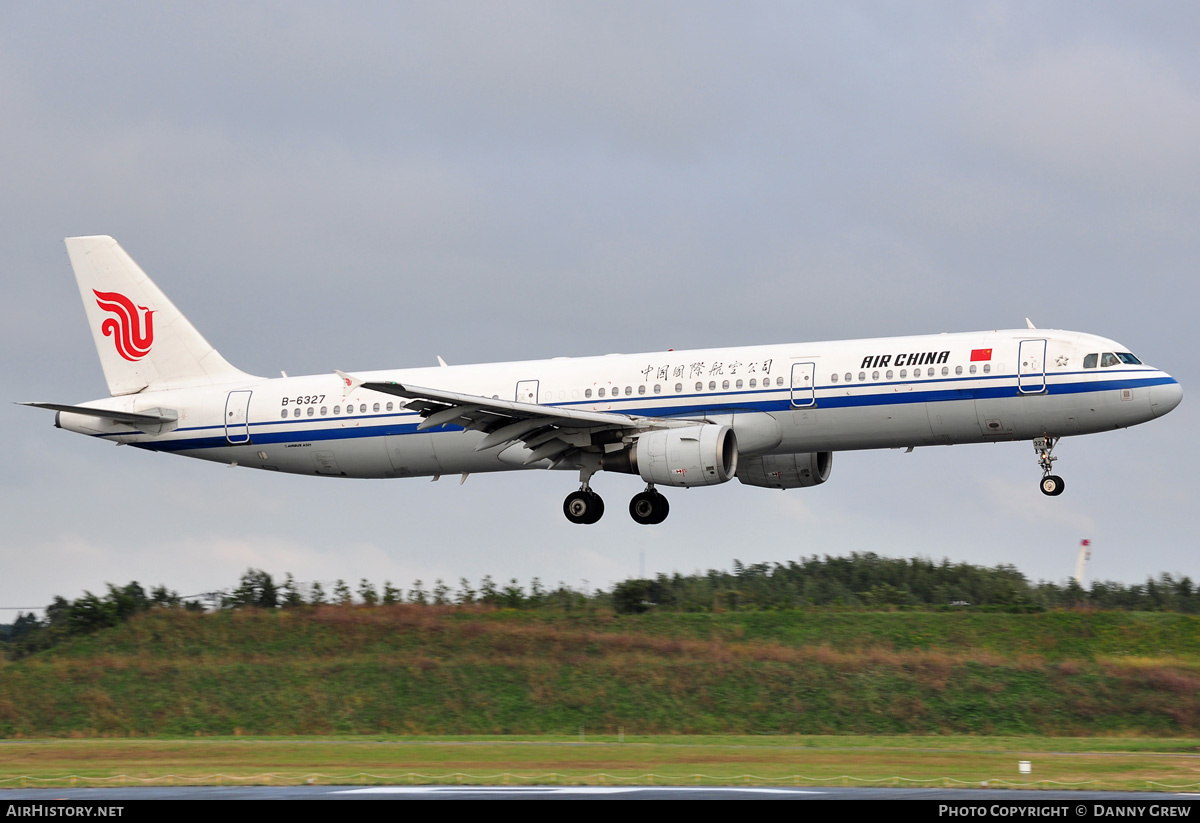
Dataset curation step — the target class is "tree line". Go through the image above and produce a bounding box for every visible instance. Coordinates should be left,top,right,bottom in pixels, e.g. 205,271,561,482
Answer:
3,553,1198,657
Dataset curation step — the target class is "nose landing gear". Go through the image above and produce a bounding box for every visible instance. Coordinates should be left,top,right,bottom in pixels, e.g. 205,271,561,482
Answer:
1034,436,1065,496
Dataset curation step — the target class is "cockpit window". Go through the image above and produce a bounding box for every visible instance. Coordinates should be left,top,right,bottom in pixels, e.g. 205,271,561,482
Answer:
1116,352,1141,365
1083,354,1097,369
1101,353,1121,368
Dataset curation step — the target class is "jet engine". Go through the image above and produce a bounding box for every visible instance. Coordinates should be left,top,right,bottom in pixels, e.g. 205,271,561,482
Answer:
736,451,832,489
601,424,738,487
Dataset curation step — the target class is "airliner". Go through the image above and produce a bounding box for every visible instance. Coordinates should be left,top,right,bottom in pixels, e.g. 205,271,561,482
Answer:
21,236,1183,525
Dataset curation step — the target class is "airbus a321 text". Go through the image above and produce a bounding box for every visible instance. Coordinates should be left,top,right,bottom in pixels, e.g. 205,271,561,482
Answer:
22,236,1183,525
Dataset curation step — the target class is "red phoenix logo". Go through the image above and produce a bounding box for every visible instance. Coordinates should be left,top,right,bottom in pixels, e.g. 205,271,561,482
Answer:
93,290,155,361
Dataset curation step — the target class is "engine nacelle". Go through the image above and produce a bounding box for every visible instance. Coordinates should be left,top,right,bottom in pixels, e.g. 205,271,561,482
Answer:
603,424,738,487
737,451,832,489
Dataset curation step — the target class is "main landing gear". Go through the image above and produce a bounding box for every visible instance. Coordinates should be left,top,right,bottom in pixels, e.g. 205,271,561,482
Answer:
563,487,605,524
629,486,669,525
1034,436,1065,496
562,477,670,525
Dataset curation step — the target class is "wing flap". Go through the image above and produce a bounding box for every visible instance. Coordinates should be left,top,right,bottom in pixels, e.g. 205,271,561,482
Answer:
343,375,701,464
360,380,637,428
347,377,683,462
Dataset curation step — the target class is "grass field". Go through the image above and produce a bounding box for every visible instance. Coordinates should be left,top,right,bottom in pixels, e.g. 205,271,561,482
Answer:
5,607,1200,791
5,608,1200,738
2,736,1200,791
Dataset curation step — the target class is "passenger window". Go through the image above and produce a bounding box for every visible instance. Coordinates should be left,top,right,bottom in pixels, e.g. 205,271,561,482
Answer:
722,380,730,390
360,404,367,413
982,364,991,374
307,407,315,417
293,408,301,418
941,367,949,376
969,365,976,375
777,377,784,386
598,388,606,398
843,374,850,383
912,368,921,377
885,370,893,380
955,366,962,375
674,383,681,393
709,381,717,391
320,406,328,416
899,369,907,379
872,371,879,381
372,403,380,412
696,382,703,392
736,379,743,389
625,386,633,396
751,378,758,387
831,374,838,383
280,410,287,419
386,402,393,411
858,372,866,381
653,384,661,394
585,389,592,398
638,385,646,395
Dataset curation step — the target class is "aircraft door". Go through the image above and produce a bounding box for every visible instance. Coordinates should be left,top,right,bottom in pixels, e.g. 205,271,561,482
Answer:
224,391,252,444
1018,339,1047,394
790,362,816,407
516,380,540,404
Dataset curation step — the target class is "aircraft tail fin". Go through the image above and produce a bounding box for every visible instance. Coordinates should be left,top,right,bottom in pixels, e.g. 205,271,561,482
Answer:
65,236,257,396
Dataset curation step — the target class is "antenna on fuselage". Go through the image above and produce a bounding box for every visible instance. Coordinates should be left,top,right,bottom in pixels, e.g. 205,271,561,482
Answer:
1026,318,1037,329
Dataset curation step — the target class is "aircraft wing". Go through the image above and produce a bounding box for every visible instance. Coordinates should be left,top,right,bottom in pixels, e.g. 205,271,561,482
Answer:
345,373,684,466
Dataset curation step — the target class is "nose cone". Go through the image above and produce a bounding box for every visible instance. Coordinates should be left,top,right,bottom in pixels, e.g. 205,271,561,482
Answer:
1150,379,1183,418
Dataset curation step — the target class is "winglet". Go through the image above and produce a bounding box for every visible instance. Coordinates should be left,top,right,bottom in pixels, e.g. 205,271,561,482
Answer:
335,370,365,396
1026,318,1037,329
437,356,449,368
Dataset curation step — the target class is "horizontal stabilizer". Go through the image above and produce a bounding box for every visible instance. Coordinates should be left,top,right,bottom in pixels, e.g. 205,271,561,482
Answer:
18,402,179,434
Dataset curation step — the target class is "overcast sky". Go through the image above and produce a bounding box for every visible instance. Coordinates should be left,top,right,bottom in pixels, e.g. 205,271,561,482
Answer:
2,2,1196,613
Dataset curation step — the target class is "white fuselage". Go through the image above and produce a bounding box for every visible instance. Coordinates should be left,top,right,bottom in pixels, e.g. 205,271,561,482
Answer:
56,327,1181,482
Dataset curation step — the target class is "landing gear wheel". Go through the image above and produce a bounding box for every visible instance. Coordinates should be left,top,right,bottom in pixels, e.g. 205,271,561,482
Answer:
629,490,669,525
564,490,604,524
1040,475,1065,497
1033,437,1065,497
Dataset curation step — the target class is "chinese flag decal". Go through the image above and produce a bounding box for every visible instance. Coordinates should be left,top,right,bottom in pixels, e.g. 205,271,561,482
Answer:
970,349,993,362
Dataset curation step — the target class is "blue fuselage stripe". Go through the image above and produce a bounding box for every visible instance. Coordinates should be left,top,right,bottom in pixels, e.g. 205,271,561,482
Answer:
119,374,1177,453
